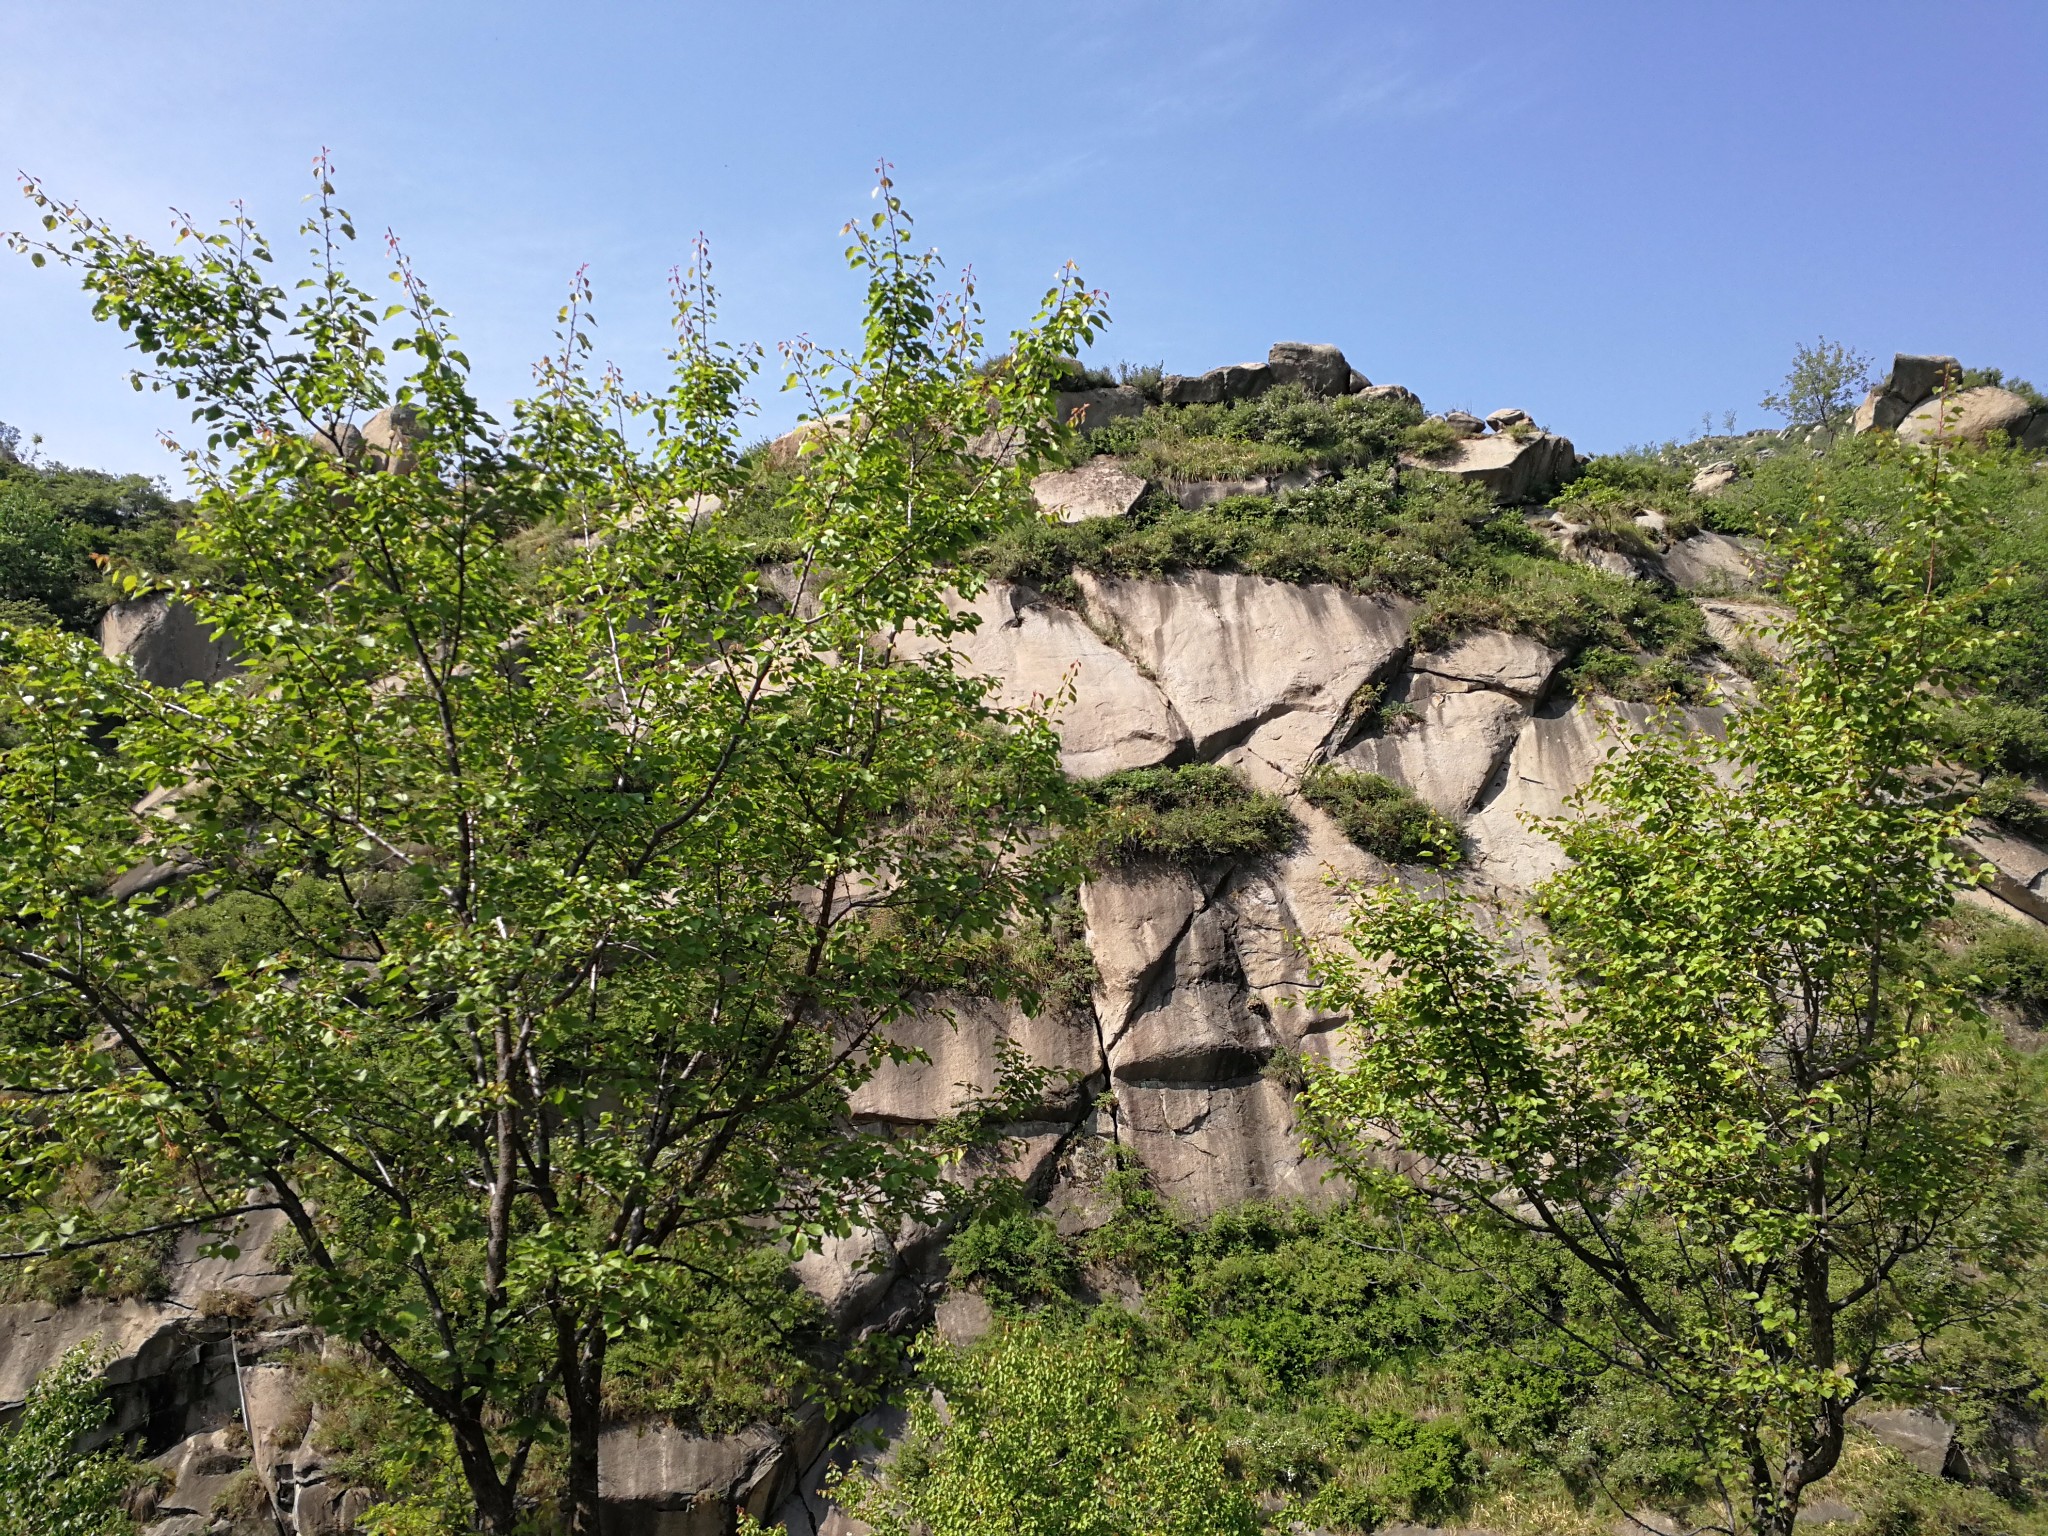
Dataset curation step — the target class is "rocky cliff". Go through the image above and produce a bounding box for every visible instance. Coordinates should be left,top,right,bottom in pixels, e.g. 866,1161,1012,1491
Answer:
32,349,2048,1535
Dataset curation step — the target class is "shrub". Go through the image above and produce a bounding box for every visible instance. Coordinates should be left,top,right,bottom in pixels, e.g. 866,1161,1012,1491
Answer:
1369,1413,1480,1523
1399,418,1462,460
1561,646,1706,704
947,1204,1077,1306
1300,1478,1384,1533
1081,386,1420,480
1299,766,1460,866
1976,774,2048,841
1079,765,1296,869
1942,698,2048,776
1957,920,2048,1011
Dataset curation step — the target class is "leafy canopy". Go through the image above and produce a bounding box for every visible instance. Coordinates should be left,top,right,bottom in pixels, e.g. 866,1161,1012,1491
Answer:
0,159,1102,1532
1304,444,2035,1536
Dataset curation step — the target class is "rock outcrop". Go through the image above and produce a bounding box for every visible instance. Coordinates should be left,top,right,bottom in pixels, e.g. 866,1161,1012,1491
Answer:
1161,343,1363,406
1029,457,1148,522
1852,352,2048,448
1897,385,2036,446
100,596,241,689
1401,430,1580,504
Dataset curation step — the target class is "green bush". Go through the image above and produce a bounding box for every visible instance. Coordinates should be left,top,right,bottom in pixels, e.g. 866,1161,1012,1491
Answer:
1078,765,1296,869
1299,1477,1383,1533
1399,418,1463,460
1561,645,1707,704
1976,774,2048,841
1368,1412,1481,1522
947,1204,1077,1306
1943,698,2048,776
1955,919,2048,1011
1081,386,1422,481
1299,766,1460,866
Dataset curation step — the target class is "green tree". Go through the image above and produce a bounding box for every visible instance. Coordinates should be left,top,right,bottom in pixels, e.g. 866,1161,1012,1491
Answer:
0,162,1102,1533
0,1345,138,1536
1759,336,1873,428
832,1323,1260,1536
0,478,92,626
1303,451,2031,1536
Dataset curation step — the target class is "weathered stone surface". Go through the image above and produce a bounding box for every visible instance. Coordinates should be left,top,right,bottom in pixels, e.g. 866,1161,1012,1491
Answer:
764,413,850,467
1897,386,2035,446
1336,679,1529,816
1660,531,1759,593
600,1421,793,1533
361,404,420,472
1690,461,1740,496
1052,385,1149,434
1173,469,1323,507
1073,570,1412,758
1413,630,1564,700
1696,598,1790,660
1880,353,1962,407
148,1428,251,1520
1465,699,1724,892
791,1230,899,1327
1107,906,1274,1082
1850,1404,1964,1478
1485,407,1532,432
899,583,1188,778
850,993,1097,1124
101,597,241,688
1266,342,1357,398
1118,1076,1332,1219
934,1288,994,1347
1082,865,1207,1044
1161,362,1273,407
1400,431,1579,504
1030,457,1147,523
1851,387,1911,435
1965,824,2048,924
1360,383,1419,407
1442,410,1486,437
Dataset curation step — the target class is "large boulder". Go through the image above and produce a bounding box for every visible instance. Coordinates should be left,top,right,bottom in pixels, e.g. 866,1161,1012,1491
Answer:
1174,469,1323,507
1105,905,1273,1084
1400,432,1579,504
1848,1404,1965,1479
1072,570,1412,759
1030,457,1147,523
1897,386,2036,446
1880,353,1963,407
1851,355,1964,437
599,1421,804,1535
360,405,421,473
1659,531,1759,593
1160,362,1273,407
1412,630,1564,701
1335,678,1528,817
1265,342,1358,398
1850,387,1912,435
1051,385,1149,435
100,597,241,689
897,583,1189,778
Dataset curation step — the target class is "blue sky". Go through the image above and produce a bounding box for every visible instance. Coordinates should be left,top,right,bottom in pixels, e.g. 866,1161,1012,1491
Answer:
3,2,2045,478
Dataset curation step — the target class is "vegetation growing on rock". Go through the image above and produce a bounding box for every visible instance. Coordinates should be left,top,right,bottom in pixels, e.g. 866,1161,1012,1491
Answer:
1077,764,1296,869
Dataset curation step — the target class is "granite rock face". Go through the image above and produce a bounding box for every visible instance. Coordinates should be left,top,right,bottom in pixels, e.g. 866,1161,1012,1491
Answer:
101,596,241,689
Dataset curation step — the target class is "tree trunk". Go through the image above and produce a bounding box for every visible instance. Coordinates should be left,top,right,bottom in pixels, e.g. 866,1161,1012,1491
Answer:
449,1414,521,1534
561,1313,610,1535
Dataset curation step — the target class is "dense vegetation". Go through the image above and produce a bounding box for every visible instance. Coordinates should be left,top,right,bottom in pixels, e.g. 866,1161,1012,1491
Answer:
0,426,186,630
